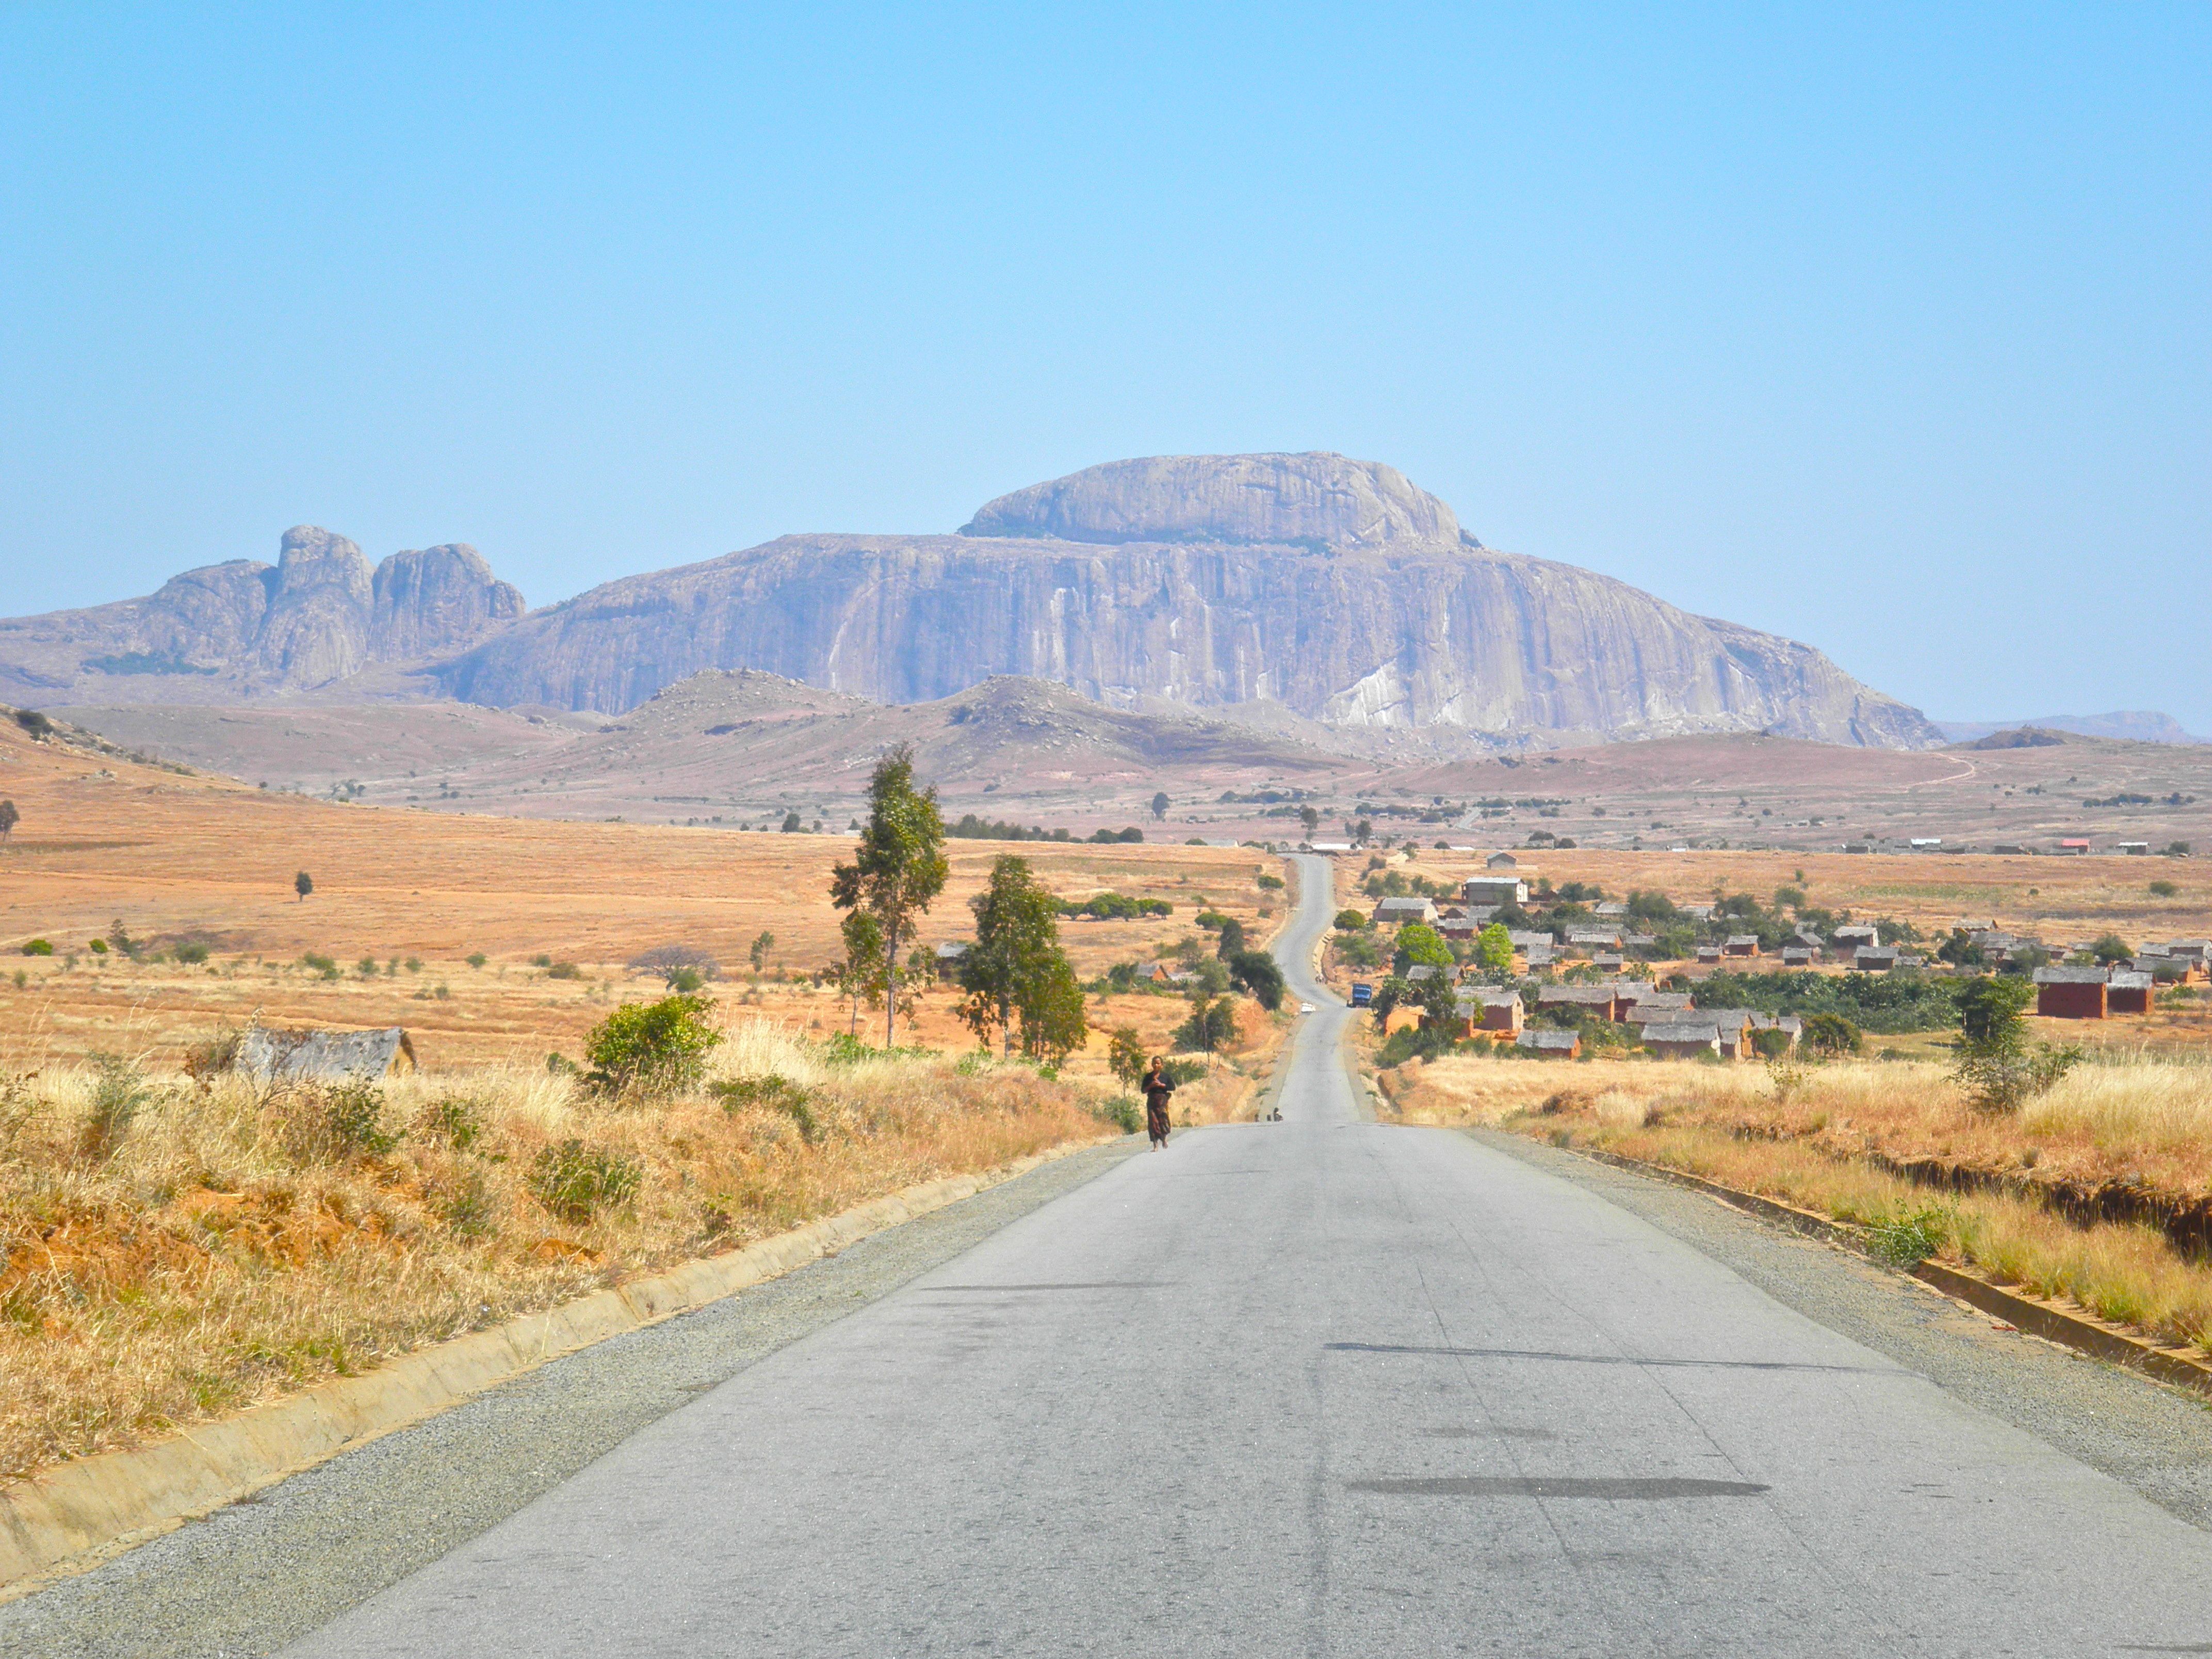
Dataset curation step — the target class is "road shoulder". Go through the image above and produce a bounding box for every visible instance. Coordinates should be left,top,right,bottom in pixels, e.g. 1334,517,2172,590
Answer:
1461,1126,2212,1533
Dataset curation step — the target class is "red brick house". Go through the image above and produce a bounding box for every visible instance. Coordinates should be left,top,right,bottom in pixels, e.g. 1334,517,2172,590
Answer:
2106,970,2154,1015
2034,965,2109,1019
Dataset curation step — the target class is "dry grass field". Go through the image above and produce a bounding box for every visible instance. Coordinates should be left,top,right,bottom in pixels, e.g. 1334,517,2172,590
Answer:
0,717,1287,1084
0,717,1296,1485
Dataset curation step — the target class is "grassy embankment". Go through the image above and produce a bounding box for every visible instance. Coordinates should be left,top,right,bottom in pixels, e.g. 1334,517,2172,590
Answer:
0,1018,1151,1484
1379,1046,2212,1357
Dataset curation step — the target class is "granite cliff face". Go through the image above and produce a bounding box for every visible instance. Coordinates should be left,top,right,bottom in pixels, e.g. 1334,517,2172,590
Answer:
0,527,524,703
432,453,1941,749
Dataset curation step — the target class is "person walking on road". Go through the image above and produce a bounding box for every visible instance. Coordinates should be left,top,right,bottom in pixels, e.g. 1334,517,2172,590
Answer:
1142,1057,1175,1150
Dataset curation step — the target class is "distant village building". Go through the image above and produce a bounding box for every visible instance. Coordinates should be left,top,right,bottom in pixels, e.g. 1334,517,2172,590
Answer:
1461,874,1528,907
1516,1028,1582,1059
934,941,971,981
1457,990,1524,1037
2034,965,2110,1019
2057,839,2092,855
1780,946,1819,967
1853,947,1900,972
1831,924,1880,951
1721,935,1762,958
1695,944,1722,965
2106,971,2154,1015
1373,896,1439,926
1486,852,1519,870
1643,1020,1722,1060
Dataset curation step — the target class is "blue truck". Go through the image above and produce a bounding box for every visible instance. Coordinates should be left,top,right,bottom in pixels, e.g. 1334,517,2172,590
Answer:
1351,983,1373,1007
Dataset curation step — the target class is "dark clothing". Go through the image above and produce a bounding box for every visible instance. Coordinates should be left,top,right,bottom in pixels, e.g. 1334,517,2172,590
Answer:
1142,1071,1175,1146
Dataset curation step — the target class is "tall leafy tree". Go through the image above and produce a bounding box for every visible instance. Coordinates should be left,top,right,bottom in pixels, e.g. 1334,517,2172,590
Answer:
1474,922,1515,979
831,745,949,1048
959,855,1065,1058
1019,954,1089,1064
0,799,17,843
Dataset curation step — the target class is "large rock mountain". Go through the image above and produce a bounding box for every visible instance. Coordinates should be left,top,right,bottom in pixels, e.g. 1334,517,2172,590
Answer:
0,528,524,703
0,454,1942,749
433,454,1941,748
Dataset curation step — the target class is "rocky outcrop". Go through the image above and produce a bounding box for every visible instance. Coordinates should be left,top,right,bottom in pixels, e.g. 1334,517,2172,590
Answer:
962,452,1469,550
0,528,523,703
433,454,1942,749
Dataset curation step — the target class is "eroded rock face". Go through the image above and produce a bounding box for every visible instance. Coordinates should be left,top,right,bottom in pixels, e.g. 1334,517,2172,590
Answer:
432,453,1941,748
0,527,524,703
961,452,1467,551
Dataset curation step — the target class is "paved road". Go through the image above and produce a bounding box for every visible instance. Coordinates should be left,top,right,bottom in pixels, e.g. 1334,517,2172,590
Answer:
261,855,2212,1655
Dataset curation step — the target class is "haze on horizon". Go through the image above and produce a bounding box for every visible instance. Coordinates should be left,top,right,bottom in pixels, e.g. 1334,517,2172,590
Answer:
2,4,2206,729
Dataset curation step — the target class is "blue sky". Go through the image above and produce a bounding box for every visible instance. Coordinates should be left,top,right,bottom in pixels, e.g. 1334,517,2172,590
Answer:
3,4,2206,729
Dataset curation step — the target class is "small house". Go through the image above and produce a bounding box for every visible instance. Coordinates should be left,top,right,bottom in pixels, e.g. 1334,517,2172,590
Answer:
1486,852,1520,870
1134,960,1176,985
1524,944,1556,969
1592,953,1625,973
1853,947,1900,972
1457,990,1524,1037
1567,928,1624,949
2034,965,2109,1019
1374,896,1439,927
1623,991,1695,1024
2057,839,2091,856
1516,1028,1582,1059
1780,946,1819,968
1406,964,1443,984
1593,901,1629,919
2106,970,2154,1015
1642,1020,1722,1060
1722,935,1762,958
1695,944,1722,965
1537,984,1631,1022
934,941,971,981
2119,842,2151,856
1705,1011,1759,1059
1461,875,1528,907
1831,924,1880,952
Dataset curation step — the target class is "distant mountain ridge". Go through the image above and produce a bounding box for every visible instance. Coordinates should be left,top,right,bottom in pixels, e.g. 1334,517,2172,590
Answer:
1937,711,2206,746
1,452,1943,750
0,527,522,704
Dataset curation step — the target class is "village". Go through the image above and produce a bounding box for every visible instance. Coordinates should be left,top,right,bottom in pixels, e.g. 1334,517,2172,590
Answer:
1306,848,2211,1063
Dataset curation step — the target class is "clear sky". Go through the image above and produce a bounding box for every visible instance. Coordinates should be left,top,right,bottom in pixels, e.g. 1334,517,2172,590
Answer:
3,4,2206,729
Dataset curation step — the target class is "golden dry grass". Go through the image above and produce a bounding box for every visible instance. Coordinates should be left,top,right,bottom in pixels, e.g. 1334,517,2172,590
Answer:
0,1015,1132,1483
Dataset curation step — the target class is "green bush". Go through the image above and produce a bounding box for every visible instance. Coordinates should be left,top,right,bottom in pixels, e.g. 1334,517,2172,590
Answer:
545,962,583,980
1098,1095,1143,1133
1866,1206,1953,1268
417,1096,485,1151
711,1074,819,1143
19,939,52,957
1333,908,1370,932
440,1169,499,1238
1256,873,1284,891
1801,1013,1864,1056
88,938,109,955
2150,879,2181,898
174,941,209,965
78,1054,154,1161
528,1138,642,1223
583,993,722,1095
322,1082,399,1158
301,952,339,980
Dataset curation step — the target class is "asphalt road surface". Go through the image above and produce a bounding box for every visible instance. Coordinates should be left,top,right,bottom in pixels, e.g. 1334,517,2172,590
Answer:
20,856,2212,1655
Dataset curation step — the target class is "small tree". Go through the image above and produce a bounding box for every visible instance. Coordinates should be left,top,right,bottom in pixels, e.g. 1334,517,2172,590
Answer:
1801,1013,1863,1056
295,870,313,902
1226,948,1284,1011
2089,932,2135,965
1018,955,1088,1064
781,811,803,833
1175,989,1237,1060
1107,1027,1147,1091
831,745,950,1049
1333,908,1370,932
1393,922,1452,974
749,930,776,973
832,911,886,1036
1474,922,1515,979
1298,805,1320,837
1151,791,1170,822
1954,975,2078,1112
0,799,17,843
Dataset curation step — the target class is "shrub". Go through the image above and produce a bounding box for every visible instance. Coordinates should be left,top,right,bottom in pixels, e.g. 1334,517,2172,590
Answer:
88,938,109,955
416,1096,486,1151
546,962,583,981
1333,908,1370,932
21,939,54,957
321,1082,399,1158
629,945,720,983
356,956,379,978
528,1138,642,1223
532,953,554,968
663,966,704,993
1256,873,1284,891
583,993,722,1095
1099,1095,1143,1133
12,709,52,740
174,941,209,965
182,1024,244,1080
78,1054,154,1161
1866,1206,1953,1268
1751,1028,1794,1060
711,1074,818,1142
1801,1013,1864,1056
301,952,339,980
2150,879,2181,898
466,952,487,969
440,1169,499,1238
